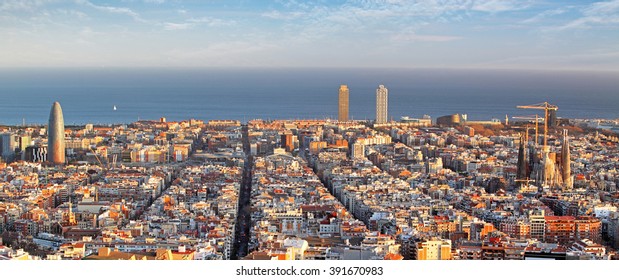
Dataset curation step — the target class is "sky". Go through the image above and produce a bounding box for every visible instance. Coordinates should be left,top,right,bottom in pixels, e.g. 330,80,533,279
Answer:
1,0,618,70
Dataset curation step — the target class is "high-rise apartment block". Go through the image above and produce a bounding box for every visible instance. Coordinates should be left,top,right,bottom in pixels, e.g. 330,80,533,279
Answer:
0,133,16,161
338,85,349,122
376,85,388,124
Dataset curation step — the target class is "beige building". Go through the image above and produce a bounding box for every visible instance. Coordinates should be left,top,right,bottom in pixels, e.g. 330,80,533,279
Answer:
529,209,546,241
338,85,349,121
375,85,388,124
416,239,452,260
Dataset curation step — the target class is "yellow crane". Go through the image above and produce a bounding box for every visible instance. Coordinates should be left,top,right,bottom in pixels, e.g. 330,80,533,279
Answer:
516,102,558,150
89,147,111,202
512,115,543,145
89,147,108,170
514,177,536,191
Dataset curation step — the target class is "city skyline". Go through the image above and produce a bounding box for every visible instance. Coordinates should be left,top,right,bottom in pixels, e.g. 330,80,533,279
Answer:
3,111,619,261
1,67,618,263
3,0,619,271
0,1,618,70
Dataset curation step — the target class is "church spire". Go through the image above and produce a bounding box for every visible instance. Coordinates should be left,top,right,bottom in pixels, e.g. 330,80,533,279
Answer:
561,129,572,189
516,133,528,185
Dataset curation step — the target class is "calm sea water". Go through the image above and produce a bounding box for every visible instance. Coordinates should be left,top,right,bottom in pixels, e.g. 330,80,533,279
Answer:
0,68,617,125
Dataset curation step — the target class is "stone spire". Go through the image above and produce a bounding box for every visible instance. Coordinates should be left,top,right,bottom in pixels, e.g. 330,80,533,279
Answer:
561,129,573,189
516,134,528,184
542,146,556,189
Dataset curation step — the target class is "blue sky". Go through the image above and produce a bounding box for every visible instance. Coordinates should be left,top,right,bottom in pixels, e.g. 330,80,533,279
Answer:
1,0,618,70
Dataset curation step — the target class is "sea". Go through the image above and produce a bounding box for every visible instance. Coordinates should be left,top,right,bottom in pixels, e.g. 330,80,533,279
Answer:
0,68,617,126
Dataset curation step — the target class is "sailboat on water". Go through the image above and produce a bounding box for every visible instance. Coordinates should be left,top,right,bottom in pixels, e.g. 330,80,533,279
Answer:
113,105,117,111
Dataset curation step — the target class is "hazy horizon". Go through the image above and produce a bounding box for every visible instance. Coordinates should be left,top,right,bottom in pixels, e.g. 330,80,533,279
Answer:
1,67,617,125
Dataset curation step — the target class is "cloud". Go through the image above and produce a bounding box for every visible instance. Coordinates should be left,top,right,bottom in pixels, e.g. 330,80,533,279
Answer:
261,10,306,20
162,17,235,31
253,1,474,47
78,0,148,23
0,0,52,13
163,22,191,30
187,17,235,27
521,8,566,24
553,0,619,30
586,0,619,15
6,0,614,69
392,32,462,42
264,0,533,40
471,0,530,13
53,8,89,20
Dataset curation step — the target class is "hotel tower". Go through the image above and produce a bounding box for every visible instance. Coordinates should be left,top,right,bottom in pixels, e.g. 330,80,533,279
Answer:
376,85,388,124
338,85,349,122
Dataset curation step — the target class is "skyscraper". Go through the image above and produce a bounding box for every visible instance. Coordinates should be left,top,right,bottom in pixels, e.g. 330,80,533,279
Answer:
0,133,16,162
338,85,349,122
376,85,388,124
48,101,65,164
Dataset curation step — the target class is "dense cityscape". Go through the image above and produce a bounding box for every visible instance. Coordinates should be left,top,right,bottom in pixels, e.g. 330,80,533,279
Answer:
1,84,618,261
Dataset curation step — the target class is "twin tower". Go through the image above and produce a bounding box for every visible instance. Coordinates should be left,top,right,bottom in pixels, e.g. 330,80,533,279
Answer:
338,85,388,123
48,85,389,164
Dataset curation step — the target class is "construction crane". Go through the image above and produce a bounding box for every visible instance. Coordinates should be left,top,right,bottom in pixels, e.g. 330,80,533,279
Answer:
514,177,536,188
111,153,117,170
516,102,558,149
89,147,108,170
512,115,543,145
515,178,535,184
88,147,110,202
515,177,545,194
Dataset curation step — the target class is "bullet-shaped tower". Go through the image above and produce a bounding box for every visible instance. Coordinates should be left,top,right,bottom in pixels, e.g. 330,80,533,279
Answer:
48,101,65,164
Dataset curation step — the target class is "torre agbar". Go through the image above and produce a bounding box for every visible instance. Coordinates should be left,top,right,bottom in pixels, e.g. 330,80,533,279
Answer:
48,101,65,164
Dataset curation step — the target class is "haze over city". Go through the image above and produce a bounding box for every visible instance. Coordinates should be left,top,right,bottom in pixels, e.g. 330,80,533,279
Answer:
1,0,619,70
